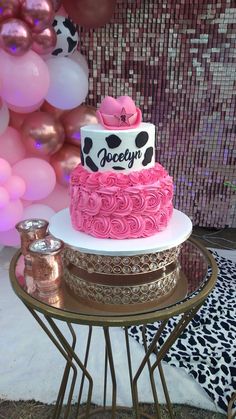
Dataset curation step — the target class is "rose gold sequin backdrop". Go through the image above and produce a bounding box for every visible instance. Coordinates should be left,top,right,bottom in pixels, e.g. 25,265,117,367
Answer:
78,0,236,228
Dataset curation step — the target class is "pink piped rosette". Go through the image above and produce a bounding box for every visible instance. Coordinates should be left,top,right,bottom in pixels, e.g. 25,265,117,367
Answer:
70,95,174,239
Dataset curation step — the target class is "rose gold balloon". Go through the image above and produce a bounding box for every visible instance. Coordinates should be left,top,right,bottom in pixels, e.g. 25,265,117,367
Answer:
51,0,62,12
50,144,81,186
41,100,66,119
32,26,56,55
61,104,98,147
0,0,21,22
9,110,27,129
0,18,32,56
20,0,54,33
21,111,65,156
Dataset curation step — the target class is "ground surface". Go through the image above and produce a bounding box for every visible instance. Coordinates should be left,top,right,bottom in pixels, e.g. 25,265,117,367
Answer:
0,400,226,418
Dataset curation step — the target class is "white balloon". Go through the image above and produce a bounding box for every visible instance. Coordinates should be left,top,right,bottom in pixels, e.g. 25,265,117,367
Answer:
52,15,79,57
0,101,9,135
22,203,55,221
70,50,89,77
45,57,89,110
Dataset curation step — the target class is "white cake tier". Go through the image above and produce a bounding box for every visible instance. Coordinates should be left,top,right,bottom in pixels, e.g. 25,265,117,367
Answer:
81,122,155,173
49,208,192,256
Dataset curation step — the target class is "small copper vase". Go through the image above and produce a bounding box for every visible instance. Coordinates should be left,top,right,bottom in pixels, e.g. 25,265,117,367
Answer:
29,236,64,304
16,219,49,294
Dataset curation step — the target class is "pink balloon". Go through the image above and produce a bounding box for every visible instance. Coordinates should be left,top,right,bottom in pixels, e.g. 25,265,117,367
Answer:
0,186,9,207
20,0,54,33
40,182,69,211
0,226,21,247
57,5,67,16
0,127,26,165
0,100,10,135
0,49,50,107
12,157,56,200
4,175,26,200
7,99,44,114
0,158,11,185
22,203,55,220
0,199,23,231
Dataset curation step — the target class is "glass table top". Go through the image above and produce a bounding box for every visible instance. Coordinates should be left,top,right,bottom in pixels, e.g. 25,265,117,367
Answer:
9,238,218,326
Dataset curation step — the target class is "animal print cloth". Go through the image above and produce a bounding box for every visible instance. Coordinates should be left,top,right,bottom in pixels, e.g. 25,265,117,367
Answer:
127,251,236,412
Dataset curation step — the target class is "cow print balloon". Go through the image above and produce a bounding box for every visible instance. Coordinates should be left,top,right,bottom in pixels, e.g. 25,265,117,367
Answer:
51,15,79,57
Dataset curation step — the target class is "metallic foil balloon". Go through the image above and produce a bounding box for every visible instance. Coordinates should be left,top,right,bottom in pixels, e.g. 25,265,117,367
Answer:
41,100,66,119
50,144,81,186
0,18,32,56
20,0,54,33
61,104,98,147
32,26,57,55
0,0,21,22
51,0,62,12
63,0,117,28
21,111,65,156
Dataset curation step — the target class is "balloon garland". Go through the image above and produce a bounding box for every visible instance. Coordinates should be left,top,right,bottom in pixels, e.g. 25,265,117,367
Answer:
0,0,117,246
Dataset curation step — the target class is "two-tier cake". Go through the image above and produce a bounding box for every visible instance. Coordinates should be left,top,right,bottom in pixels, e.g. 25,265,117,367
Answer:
50,96,192,309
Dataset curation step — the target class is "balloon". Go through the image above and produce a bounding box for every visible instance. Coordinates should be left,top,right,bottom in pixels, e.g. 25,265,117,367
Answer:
50,144,81,186
22,203,55,220
51,0,62,12
0,0,21,22
41,100,66,119
63,0,117,28
0,227,20,246
4,175,26,200
7,99,44,113
20,0,54,33
12,158,56,200
40,182,69,211
0,18,32,56
51,15,78,57
70,50,89,77
0,186,9,207
0,127,25,165
61,104,98,146
45,57,88,110
0,158,11,185
21,111,65,156
0,100,10,135
0,199,23,231
9,111,27,130
32,26,57,55
0,49,50,107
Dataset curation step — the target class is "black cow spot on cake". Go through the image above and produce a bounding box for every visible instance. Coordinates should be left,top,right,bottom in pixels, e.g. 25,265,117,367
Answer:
142,147,154,166
85,156,98,172
105,135,122,149
135,131,149,148
112,166,125,170
83,137,93,154
81,151,84,166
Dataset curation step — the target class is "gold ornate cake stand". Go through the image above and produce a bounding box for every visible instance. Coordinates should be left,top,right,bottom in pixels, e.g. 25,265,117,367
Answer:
9,237,218,419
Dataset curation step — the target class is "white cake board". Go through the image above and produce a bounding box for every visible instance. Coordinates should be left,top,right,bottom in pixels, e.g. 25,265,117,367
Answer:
49,208,192,256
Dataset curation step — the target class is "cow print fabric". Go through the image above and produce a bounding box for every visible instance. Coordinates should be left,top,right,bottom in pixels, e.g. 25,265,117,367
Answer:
127,251,236,412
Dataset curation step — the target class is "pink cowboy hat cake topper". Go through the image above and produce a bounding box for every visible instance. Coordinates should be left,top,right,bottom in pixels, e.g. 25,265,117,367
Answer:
96,96,142,130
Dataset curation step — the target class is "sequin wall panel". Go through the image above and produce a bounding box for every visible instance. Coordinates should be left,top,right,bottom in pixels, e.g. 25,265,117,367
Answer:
77,0,236,228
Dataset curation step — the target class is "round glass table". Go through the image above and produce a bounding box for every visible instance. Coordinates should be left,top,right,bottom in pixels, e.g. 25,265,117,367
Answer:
9,237,218,419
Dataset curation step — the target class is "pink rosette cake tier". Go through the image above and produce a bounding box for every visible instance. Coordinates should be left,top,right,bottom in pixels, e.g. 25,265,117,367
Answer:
70,164,174,239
